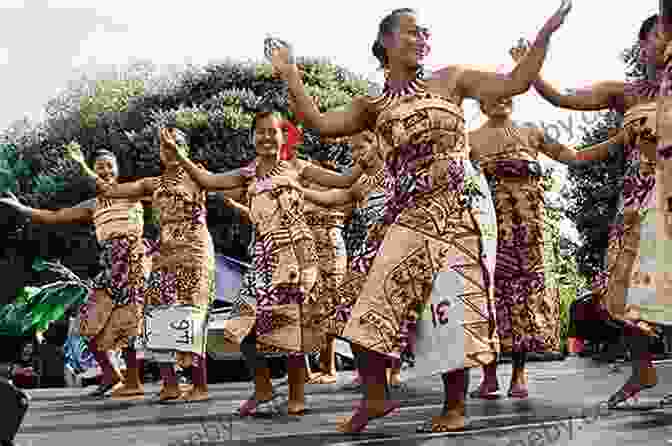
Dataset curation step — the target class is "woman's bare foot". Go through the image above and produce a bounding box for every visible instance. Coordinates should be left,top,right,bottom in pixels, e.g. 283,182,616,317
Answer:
417,400,465,432
111,383,145,399
159,385,181,401
335,400,399,433
179,385,209,402
287,400,306,415
307,373,337,384
427,413,465,432
306,371,324,383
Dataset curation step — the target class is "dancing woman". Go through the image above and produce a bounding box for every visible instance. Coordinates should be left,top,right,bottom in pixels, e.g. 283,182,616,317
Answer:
166,111,324,415
510,13,669,407
301,158,352,385
274,131,405,387
467,96,616,399
0,149,147,398
656,8,672,406
269,2,571,432
97,128,215,402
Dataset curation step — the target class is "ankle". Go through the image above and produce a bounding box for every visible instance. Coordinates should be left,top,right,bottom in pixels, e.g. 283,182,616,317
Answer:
443,399,465,415
256,391,273,401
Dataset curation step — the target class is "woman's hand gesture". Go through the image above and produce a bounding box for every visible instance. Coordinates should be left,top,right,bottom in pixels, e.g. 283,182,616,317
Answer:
267,37,297,80
543,0,572,35
65,141,85,165
509,38,530,63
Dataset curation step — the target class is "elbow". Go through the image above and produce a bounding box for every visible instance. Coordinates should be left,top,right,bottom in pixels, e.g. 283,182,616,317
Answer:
510,77,532,97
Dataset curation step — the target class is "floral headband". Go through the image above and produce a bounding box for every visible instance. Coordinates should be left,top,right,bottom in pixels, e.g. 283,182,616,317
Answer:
279,120,302,161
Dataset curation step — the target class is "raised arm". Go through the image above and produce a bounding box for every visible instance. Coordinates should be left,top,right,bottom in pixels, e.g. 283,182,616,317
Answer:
552,129,624,167
272,175,356,207
176,155,245,190
163,129,245,190
509,40,622,111
271,46,373,138
533,78,622,111
451,1,572,101
0,193,93,225
574,130,624,162
534,128,580,163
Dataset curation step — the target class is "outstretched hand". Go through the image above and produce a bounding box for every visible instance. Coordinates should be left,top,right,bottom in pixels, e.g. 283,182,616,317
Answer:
541,0,572,36
268,37,297,80
65,141,85,165
509,38,530,63
160,128,177,152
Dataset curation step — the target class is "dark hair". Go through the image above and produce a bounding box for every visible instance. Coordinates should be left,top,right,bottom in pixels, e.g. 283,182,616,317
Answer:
371,8,416,69
93,149,117,161
639,14,658,41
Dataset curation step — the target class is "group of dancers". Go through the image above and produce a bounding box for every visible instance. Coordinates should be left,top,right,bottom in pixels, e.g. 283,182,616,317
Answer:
3,0,672,434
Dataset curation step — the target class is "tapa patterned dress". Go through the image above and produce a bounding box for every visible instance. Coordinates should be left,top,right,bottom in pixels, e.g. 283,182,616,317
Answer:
78,197,146,351
331,168,388,338
144,166,216,368
302,177,350,338
341,80,500,373
224,160,322,354
594,78,660,329
651,41,672,324
469,126,560,353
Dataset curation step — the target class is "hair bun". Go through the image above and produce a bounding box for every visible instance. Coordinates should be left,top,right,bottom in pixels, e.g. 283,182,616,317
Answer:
372,39,386,68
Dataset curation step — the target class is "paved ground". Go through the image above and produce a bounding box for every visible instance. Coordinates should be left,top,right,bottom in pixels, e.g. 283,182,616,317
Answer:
12,357,672,445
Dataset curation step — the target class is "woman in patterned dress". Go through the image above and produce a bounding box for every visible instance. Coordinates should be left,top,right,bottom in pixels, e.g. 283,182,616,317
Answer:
468,96,608,399
0,149,148,399
656,9,672,407
165,111,326,415
278,131,410,388
276,131,408,388
270,3,571,433
510,13,670,407
300,159,351,385
98,128,215,402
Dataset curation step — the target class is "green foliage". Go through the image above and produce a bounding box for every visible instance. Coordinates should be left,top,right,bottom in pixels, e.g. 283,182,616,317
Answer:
1,55,382,271
80,79,145,128
564,110,624,277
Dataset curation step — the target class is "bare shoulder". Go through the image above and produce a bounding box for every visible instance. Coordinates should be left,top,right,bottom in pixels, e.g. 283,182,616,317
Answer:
425,65,462,96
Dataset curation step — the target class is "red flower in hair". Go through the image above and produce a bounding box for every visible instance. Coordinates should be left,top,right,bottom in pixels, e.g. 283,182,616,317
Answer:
279,120,302,161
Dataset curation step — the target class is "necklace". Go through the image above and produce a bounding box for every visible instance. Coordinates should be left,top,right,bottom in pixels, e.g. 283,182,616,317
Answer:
254,161,284,194
383,76,426,98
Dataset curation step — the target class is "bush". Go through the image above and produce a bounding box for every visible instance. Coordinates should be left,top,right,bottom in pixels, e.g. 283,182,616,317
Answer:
0,56,380,299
